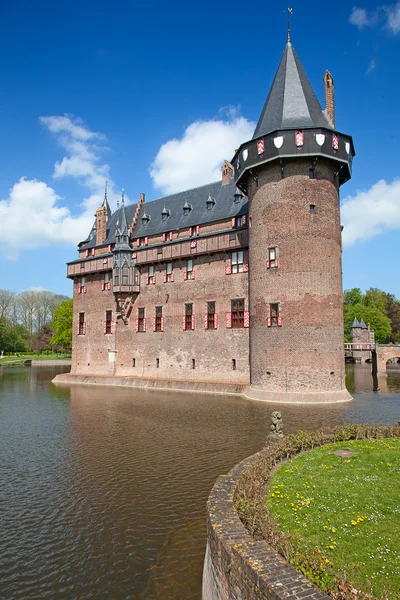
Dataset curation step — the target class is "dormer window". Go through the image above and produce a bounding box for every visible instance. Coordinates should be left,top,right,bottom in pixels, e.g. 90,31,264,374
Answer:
234,188,243,203
206,195,215,210
161,207,170,222
183,202,192,216
141,213,150,226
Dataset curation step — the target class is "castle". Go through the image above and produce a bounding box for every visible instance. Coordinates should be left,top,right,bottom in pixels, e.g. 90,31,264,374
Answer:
64,37,355,403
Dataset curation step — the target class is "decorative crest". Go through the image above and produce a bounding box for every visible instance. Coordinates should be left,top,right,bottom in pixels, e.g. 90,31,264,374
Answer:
121,188,125,206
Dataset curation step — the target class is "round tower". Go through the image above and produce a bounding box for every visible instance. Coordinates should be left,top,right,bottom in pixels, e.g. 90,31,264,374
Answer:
232,40,354,402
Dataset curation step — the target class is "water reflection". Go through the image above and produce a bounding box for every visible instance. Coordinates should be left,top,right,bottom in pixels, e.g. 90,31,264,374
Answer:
0,365,399,600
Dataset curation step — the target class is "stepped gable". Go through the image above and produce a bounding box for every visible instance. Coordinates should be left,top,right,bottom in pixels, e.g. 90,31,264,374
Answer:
131,178,247,239
253,41,333,139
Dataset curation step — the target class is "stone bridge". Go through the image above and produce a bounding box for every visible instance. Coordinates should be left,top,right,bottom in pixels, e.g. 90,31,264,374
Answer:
372,344,400,375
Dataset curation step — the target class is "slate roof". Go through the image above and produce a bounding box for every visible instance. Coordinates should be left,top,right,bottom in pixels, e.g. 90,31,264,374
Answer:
253,41,333,139
351,318,360,328
80,178,247,249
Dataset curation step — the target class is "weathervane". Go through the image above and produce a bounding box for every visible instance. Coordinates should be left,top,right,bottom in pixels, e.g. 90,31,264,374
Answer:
287,7,293,42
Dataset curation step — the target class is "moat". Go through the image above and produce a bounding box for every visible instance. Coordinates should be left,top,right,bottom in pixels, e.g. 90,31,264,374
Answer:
1,364,399,600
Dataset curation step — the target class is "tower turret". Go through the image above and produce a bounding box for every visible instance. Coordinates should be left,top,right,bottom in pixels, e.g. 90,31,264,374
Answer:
233,39,354,402
112,190,139,296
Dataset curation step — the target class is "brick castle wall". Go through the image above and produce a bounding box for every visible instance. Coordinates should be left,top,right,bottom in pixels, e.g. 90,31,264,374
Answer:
247,159,347,396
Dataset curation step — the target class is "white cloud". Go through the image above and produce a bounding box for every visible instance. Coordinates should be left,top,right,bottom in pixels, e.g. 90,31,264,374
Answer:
349,3,400,34
0,178,95,260
0,115,125,259
150,113,255,195
349,7,371,28
366,58,376,74
341,179,400,246
384,2,400,33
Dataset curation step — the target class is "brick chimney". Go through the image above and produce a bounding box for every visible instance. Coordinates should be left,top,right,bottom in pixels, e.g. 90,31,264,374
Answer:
96,204,107,245
323,70,335,128
222,160,234,185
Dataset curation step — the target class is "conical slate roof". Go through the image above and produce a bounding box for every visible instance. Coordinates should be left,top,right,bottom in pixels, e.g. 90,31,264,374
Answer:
359,319,368,329
351,318,361,328
253,42,333,139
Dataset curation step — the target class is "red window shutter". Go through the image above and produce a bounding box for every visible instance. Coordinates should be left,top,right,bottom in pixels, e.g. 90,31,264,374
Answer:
163,233,166,242
184,271,188,281
135,319,139,333
85,249,89,257
101,282,105,291
144,237,148,246
243,215,247,225
171,272,174,282
152,317,156,332
132,252,137,259
83,286,87,293
190,240,197,248
243,263,249,273
136,239,140,247
191,315,195,330
143,318,147,332
278,316,283,327
266,260,270,269
182,315,186,331
103,321,107,334
196,225,200,236
226,312,232,328
146,277,149,285
83,322,86,335
91,248,95,256
108,244,111,252
108,281,111,290
275,258,279,268
244,310,250,328
163,274,167,283
76,323,80,335
231,217,236,228
153,277,156,285
225,264,232,275
189,227,193,237
267,317,272,327
169,231,173,241
204,314,208,330
161,317,164,332
111,320,114,334
78,287,81,294
192,270,195,280
214,313,218,329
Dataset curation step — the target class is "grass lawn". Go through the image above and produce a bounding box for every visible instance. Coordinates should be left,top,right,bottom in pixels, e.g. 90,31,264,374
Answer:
267,438,400,599
0,354,71,364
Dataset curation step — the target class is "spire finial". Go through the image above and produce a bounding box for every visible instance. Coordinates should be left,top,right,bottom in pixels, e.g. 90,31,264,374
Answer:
121,188,125,206
287,7,293,43
104,180,108,203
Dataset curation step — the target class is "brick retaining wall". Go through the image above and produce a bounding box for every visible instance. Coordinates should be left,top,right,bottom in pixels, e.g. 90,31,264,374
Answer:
202,451,330,600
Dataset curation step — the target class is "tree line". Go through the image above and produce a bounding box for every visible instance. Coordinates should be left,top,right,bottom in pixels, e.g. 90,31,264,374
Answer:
344,288,400,344
0,289,71,353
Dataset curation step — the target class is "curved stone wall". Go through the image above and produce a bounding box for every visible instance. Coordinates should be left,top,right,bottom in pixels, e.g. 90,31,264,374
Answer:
202,451,330,600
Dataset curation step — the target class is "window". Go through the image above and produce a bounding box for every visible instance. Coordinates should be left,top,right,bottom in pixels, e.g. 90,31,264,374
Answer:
270,303,279,327
232,251,244,274
192,358,196,369
165,262,174,283
137,308,146,332
156,358,160,368
185,259,195,281
206,195,215,210
122,266,129,285
184,303,194,330
132,358,136,367
183,202,192,216
232,359,236,371
154,306,163,332
78,312,86,335
231,298,245,329
309,168,315,179
102,272,111,291
104,310,112,334
205,301,216,330
161,207,170,221
267,247,278,268
136,236,148,247
232,215,247,228
309,204,316,214
79,276,86,294
114,268,119,286
148,265,155,284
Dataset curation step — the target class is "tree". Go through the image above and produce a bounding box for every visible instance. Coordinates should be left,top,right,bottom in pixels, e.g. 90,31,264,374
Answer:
364,288,388,314
344,288,363,307
50,299,73,349
345,302,391,343
0,290,16,321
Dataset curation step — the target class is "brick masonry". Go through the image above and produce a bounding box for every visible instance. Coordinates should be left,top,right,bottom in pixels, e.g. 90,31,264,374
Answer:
202,449,330,600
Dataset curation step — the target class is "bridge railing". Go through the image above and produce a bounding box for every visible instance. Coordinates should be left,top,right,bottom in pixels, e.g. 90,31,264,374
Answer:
344,343,375,351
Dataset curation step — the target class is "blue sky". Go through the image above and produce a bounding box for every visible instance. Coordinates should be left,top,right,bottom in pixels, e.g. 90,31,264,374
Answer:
0,0,399,298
